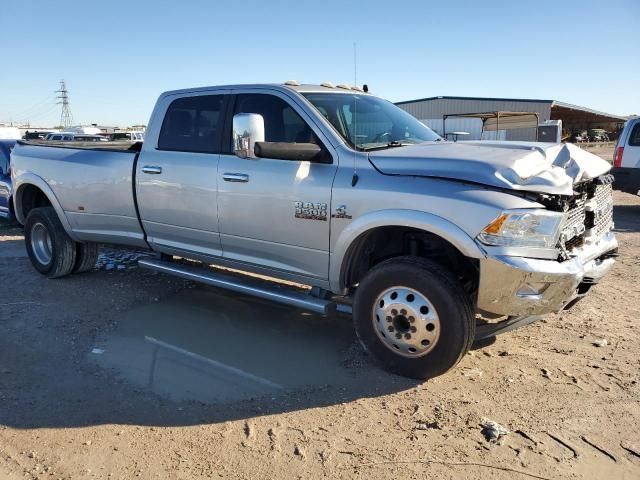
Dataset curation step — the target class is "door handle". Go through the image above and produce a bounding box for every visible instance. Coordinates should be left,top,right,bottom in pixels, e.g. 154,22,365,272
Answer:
141,165,162,174
223,173,249,183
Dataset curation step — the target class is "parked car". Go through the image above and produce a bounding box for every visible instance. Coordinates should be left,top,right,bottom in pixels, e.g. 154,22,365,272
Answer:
0,139,17,221
42,132,107,142
573,131,589,143
589,129,609,142
72,134,109,142
613,117,640,195
43,132,75,141
10,82,618,379
23,131,56,140
109,131,144,142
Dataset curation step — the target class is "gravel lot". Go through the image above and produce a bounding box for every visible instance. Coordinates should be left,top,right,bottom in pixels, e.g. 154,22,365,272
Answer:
1,187,639,479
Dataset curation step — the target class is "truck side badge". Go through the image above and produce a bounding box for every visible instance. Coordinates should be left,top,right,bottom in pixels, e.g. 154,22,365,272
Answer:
332,205,352,219
294,201,327,221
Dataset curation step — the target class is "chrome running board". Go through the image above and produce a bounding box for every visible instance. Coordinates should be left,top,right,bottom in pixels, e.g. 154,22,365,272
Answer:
138,258,334,315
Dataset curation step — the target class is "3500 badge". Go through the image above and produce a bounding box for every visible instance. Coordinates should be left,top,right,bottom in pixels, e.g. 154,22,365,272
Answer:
294,201,328,221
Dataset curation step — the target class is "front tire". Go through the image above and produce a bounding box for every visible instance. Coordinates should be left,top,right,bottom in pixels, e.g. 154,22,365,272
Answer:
24,207,76,278
353,256,474,379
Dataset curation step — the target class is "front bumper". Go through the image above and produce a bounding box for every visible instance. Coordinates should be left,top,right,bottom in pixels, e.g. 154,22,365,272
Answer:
477,232,617,316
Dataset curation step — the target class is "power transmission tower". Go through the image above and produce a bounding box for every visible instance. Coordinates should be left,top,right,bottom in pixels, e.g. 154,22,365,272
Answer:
55,80,73,128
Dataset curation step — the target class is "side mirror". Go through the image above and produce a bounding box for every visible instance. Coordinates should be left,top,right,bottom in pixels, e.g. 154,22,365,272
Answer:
233,113,265,159
254,142,328,163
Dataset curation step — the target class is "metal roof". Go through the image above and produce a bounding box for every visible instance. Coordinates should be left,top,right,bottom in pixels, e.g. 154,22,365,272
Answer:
395,95,627,121
551,101,627,121
395,95,554,105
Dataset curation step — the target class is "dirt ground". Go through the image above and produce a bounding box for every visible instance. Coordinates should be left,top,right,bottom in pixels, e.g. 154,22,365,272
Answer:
1,191,639,479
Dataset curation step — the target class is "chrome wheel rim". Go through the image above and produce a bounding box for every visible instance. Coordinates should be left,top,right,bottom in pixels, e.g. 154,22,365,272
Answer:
31,222,53,265
372,286,440,358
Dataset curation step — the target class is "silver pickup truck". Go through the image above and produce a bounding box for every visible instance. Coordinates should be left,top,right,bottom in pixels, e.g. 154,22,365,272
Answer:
10,82,618,379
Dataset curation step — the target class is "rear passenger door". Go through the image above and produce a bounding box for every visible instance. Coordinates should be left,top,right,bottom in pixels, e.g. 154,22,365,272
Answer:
136,93,228,258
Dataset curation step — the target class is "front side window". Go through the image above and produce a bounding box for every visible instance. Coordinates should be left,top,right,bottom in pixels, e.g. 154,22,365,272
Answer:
302,93,440,151
158,95,224,153
233,94,319,146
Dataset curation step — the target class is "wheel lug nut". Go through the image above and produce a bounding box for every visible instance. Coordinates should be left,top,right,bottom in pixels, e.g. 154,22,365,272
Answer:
410,326,417,333
386,316,392,322
400,309,407,315
387,326,394,332
391,309,398,316
395,333,402,339
409,316,415,323
404,333,411,340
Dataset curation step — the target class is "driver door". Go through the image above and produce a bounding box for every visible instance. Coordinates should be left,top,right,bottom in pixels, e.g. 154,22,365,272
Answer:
217,91,338,280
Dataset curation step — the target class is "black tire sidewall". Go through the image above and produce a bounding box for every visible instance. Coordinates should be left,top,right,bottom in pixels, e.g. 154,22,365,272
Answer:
24,209,57,274
24,207,76,278
353,258,473,379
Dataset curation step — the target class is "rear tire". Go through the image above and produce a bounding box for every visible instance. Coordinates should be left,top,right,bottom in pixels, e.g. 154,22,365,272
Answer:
73,242,100,273
24,207,76,278
353,256,474,380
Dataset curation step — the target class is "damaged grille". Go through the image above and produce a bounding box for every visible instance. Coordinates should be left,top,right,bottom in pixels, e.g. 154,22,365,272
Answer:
560,175,614,253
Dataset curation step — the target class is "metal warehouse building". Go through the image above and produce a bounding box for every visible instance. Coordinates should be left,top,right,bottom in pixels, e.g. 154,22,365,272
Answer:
395,96,627,141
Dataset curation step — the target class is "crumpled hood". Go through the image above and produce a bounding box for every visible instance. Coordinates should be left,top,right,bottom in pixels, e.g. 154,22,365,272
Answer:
368,141,612,195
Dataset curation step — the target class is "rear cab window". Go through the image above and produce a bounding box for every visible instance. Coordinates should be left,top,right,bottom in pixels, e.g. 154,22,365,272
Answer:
158,95,224,153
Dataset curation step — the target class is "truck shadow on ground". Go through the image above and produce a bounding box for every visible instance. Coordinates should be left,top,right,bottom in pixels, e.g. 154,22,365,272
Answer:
613,204,640,233
0,255,419,430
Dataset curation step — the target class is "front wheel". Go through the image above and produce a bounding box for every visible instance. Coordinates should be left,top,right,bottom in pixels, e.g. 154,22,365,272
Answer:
24,207,76,278
353,256,474,379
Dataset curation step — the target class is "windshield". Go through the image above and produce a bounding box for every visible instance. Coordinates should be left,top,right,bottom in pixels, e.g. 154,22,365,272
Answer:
302,92,441,150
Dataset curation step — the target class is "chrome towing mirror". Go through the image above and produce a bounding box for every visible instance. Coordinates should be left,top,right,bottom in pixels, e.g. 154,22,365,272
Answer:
233,113,265,159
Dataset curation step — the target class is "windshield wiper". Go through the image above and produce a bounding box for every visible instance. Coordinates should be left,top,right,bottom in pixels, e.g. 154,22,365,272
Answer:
360,141,410,152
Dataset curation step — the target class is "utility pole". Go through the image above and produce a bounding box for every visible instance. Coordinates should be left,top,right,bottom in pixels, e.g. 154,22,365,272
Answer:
55,80,73,128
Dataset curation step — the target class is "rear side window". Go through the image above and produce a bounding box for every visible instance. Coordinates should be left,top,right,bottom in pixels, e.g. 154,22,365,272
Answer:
158,95,224,153
629,123,640,147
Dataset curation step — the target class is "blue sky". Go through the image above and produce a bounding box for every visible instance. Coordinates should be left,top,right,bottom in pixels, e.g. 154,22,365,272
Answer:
1,0,638,126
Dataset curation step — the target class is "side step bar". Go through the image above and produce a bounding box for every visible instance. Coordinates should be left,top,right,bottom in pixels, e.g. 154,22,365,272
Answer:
474,315,542,341
138,258,334,315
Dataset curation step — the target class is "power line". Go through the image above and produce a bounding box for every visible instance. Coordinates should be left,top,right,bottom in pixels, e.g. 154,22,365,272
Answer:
55,80,73,127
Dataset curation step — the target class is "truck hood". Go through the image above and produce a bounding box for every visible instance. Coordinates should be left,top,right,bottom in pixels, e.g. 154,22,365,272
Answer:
368,141,612,195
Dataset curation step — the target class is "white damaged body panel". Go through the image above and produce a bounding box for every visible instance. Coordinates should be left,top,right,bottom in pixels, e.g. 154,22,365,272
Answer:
368,141,612,195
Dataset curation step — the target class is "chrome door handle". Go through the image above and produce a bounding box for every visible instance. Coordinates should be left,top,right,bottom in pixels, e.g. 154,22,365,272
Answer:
223,173,249,183
141,165,162,174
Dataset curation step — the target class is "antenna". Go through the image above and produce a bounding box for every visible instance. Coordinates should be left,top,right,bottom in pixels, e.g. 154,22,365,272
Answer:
351,42,359,187
55,80,73,128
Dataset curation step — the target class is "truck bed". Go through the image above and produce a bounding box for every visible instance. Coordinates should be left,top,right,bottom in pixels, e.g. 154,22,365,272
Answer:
11,141,146,246
19,140,142,151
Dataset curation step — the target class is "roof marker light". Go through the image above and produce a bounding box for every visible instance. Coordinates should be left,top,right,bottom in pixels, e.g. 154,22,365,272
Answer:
336,84,351,90
284,80,300,86
320,82,335,88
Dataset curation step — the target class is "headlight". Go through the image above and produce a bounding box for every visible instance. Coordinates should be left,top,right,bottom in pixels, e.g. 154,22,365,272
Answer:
477,209,565,249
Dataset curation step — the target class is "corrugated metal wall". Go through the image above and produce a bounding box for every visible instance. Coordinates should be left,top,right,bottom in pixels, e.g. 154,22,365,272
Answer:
397,98,552,141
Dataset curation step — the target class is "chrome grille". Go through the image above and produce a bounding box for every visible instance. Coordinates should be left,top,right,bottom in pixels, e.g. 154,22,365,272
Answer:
561,177,614,252
562,196,586,241
589,183,614,238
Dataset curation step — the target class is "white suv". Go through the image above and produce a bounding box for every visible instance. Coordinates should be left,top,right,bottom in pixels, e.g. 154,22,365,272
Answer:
613,117,640,195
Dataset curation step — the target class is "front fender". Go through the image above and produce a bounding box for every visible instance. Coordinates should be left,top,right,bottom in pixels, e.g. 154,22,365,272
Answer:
13,173,77,239
329,209,486,293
